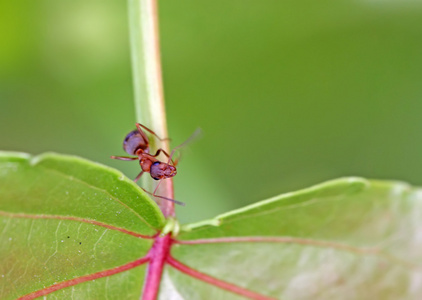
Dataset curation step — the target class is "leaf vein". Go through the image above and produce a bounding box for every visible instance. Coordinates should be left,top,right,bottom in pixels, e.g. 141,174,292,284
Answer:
176,236,417,269
0,211,154,239
44,221,62,265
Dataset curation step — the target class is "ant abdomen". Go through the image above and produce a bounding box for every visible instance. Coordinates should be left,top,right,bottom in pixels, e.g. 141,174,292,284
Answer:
123,129,149,155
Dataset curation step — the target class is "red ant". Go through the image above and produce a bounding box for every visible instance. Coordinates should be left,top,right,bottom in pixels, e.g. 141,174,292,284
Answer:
111,123,197,206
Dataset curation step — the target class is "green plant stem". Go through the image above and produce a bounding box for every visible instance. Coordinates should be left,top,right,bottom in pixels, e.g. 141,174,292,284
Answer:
128,0,174,218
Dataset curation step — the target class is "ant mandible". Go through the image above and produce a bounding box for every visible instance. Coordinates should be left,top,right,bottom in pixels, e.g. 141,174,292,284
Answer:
111,123,184,206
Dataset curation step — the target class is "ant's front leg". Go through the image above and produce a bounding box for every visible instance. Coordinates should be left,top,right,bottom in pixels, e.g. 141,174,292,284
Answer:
110,156,138,161
142,188,185,206
141,179,185,206
134,171,144,182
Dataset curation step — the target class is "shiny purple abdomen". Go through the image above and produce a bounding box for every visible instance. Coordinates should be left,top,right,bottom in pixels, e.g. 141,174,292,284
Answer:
123,129,149,155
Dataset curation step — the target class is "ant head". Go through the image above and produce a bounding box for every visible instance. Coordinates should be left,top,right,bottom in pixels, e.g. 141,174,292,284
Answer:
123,129,149,155
150,161,177,180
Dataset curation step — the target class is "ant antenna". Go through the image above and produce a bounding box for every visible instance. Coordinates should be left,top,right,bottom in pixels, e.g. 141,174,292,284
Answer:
167,128,202,165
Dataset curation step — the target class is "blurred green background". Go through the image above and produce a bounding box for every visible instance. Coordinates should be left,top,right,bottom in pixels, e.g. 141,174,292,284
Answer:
1,1,422,224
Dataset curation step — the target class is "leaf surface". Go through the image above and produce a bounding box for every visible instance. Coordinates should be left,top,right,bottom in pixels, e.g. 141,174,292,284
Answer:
169,178,422,299
1,153,421,299
0,152,164,299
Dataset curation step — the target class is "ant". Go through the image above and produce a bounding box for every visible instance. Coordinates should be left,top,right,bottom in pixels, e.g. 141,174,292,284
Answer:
111,123,196,206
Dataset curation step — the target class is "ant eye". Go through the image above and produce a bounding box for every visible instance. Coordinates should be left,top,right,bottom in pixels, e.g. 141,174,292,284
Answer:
152,161,161,166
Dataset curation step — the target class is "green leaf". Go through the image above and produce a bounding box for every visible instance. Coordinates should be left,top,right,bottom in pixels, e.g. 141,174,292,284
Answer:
0,152,164,299
2,154,421,299
169,178,422,299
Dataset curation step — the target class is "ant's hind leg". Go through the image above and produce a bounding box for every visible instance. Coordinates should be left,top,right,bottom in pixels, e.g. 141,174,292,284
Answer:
136,123,171,142
111,156,138,161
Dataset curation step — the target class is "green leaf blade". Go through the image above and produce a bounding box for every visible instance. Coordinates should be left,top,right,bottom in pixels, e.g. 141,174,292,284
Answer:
171,178,422,299
0,217,150,299
0,152,164,299
180,178,369,238
0,152,165,235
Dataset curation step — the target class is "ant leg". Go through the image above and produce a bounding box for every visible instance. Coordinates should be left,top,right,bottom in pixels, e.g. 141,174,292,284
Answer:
153,193,185,206
153,180,185,206
134,171,144,182
151,148,171,158
142,188,185,206
111,156,138,161
136,123,171,142
152,179,163,196
150,148,175,165
141,180,185,206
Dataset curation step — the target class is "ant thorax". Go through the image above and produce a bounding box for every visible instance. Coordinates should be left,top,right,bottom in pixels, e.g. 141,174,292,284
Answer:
139,156,155,173
123,129,149,156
